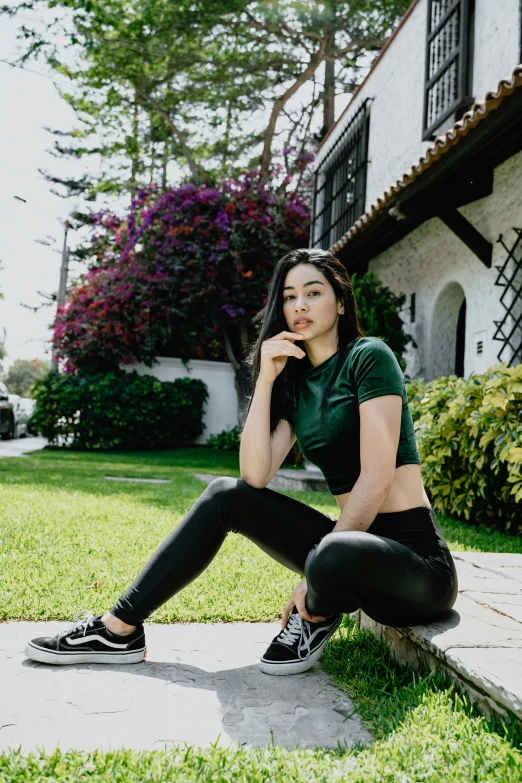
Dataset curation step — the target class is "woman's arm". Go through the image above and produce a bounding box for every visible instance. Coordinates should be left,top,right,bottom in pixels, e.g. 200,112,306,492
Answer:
239,378,276,488
240,330,304,488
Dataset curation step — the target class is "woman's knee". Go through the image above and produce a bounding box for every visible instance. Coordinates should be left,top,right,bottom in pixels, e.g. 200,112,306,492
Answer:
206,476,255,503
208,475,237,491
305,531,372,587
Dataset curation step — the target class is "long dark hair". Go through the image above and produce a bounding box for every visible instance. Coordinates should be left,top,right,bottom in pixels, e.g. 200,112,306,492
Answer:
239,248,366,465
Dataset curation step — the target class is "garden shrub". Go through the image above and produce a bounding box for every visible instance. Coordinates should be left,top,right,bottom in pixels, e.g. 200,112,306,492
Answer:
31,369,208,450
351,270,417,376
206,425,241,450
406,362,522,534
205,424,297,466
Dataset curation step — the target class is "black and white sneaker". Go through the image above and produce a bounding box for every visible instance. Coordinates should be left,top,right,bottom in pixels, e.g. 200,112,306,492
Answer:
259,606,342,675
25,610,146,665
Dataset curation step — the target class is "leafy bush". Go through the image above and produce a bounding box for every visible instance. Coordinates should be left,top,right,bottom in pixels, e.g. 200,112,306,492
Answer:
351,270,417,377
406,363,522,534
31,369,208,450
206,425,241,450
205,424,299,469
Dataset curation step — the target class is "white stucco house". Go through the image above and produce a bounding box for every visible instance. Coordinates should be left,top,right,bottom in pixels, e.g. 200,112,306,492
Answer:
311,0,522,381
130,0,522,443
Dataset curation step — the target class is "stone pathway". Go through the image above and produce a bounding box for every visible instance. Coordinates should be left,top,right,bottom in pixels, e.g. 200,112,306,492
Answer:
359,551,522,722
0,435,48,458
105,476,171,484
0,621,373,754
195,469,329,492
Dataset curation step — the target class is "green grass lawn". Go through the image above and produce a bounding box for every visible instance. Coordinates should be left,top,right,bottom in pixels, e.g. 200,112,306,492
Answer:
0,446,335,623
0,445,521,781
1,445,521,625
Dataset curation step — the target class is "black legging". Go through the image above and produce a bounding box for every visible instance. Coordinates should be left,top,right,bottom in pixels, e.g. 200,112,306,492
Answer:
110,476,458,628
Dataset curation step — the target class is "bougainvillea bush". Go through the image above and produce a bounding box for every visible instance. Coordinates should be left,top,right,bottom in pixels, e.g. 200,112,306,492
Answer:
53,168,310,373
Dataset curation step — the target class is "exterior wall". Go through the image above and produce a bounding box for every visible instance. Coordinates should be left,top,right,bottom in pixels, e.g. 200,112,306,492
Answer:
316,0,431,213
314,0,521,218
367,148,522,381
122,357,238,445
472,0,521,101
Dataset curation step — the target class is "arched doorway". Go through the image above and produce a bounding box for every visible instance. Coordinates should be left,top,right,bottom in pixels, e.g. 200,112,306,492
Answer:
455,298,466,377
430,282,467,379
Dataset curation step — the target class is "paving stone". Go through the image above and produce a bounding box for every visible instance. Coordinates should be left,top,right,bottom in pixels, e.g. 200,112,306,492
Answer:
105,476,171,484
452,552,522,571
445,647,522,719
496,567,522,583
0,621,373,754
453,552,522,586
359,552,522,722
408,592,522,651
450,557,521,594
0,436,48,458
464,592,522,624
194,471,330,493
267,469,329,492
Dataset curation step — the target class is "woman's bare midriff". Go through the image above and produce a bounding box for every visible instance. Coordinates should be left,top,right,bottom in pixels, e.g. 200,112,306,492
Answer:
334,464,432,514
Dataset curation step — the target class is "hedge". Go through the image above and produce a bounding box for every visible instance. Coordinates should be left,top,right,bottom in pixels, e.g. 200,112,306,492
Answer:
407,362,522,535
29,369,209,451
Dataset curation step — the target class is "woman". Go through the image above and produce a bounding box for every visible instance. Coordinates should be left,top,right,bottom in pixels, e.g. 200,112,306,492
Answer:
25,248,458,675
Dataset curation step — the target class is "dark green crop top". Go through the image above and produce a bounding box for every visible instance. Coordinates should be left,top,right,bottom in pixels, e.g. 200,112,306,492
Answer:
281,336,421,495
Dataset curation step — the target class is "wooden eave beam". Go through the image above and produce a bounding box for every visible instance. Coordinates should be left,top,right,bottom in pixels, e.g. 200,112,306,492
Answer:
337,87,522,269
437,209,492,267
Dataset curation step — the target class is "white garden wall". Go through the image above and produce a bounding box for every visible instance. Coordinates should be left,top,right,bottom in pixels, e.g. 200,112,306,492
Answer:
122,357,238,445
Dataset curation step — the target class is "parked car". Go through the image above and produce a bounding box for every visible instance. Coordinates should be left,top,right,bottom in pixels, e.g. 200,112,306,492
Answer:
0,382,15,440
19,398,38,435
8,394,29,438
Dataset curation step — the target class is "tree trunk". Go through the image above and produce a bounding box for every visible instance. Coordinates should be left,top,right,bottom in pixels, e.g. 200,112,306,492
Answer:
129,92,139,197
149,141,155,184
135,87,206,183
161,141,168,190
322,59,335,136
260,46,326,179
322,7,336,139
222,323,254,426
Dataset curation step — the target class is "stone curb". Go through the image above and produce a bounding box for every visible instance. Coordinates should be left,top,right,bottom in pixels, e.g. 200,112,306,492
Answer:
357,552,522,723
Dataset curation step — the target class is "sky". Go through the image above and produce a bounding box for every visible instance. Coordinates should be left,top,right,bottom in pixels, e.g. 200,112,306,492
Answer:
0,12,86,371
0,8,354,374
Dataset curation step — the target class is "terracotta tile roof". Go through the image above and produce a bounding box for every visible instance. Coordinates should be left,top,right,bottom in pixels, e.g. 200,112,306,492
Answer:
330,64,522,255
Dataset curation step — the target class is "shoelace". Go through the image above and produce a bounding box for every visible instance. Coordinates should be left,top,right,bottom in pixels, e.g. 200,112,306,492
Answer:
277,612,313,660
57,609,97,639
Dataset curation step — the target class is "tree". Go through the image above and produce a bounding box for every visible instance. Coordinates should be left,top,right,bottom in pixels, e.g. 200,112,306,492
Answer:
1,359,52,397
51,169,310,416
0,260,5,370
0,337,5,376
2,1,412,198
